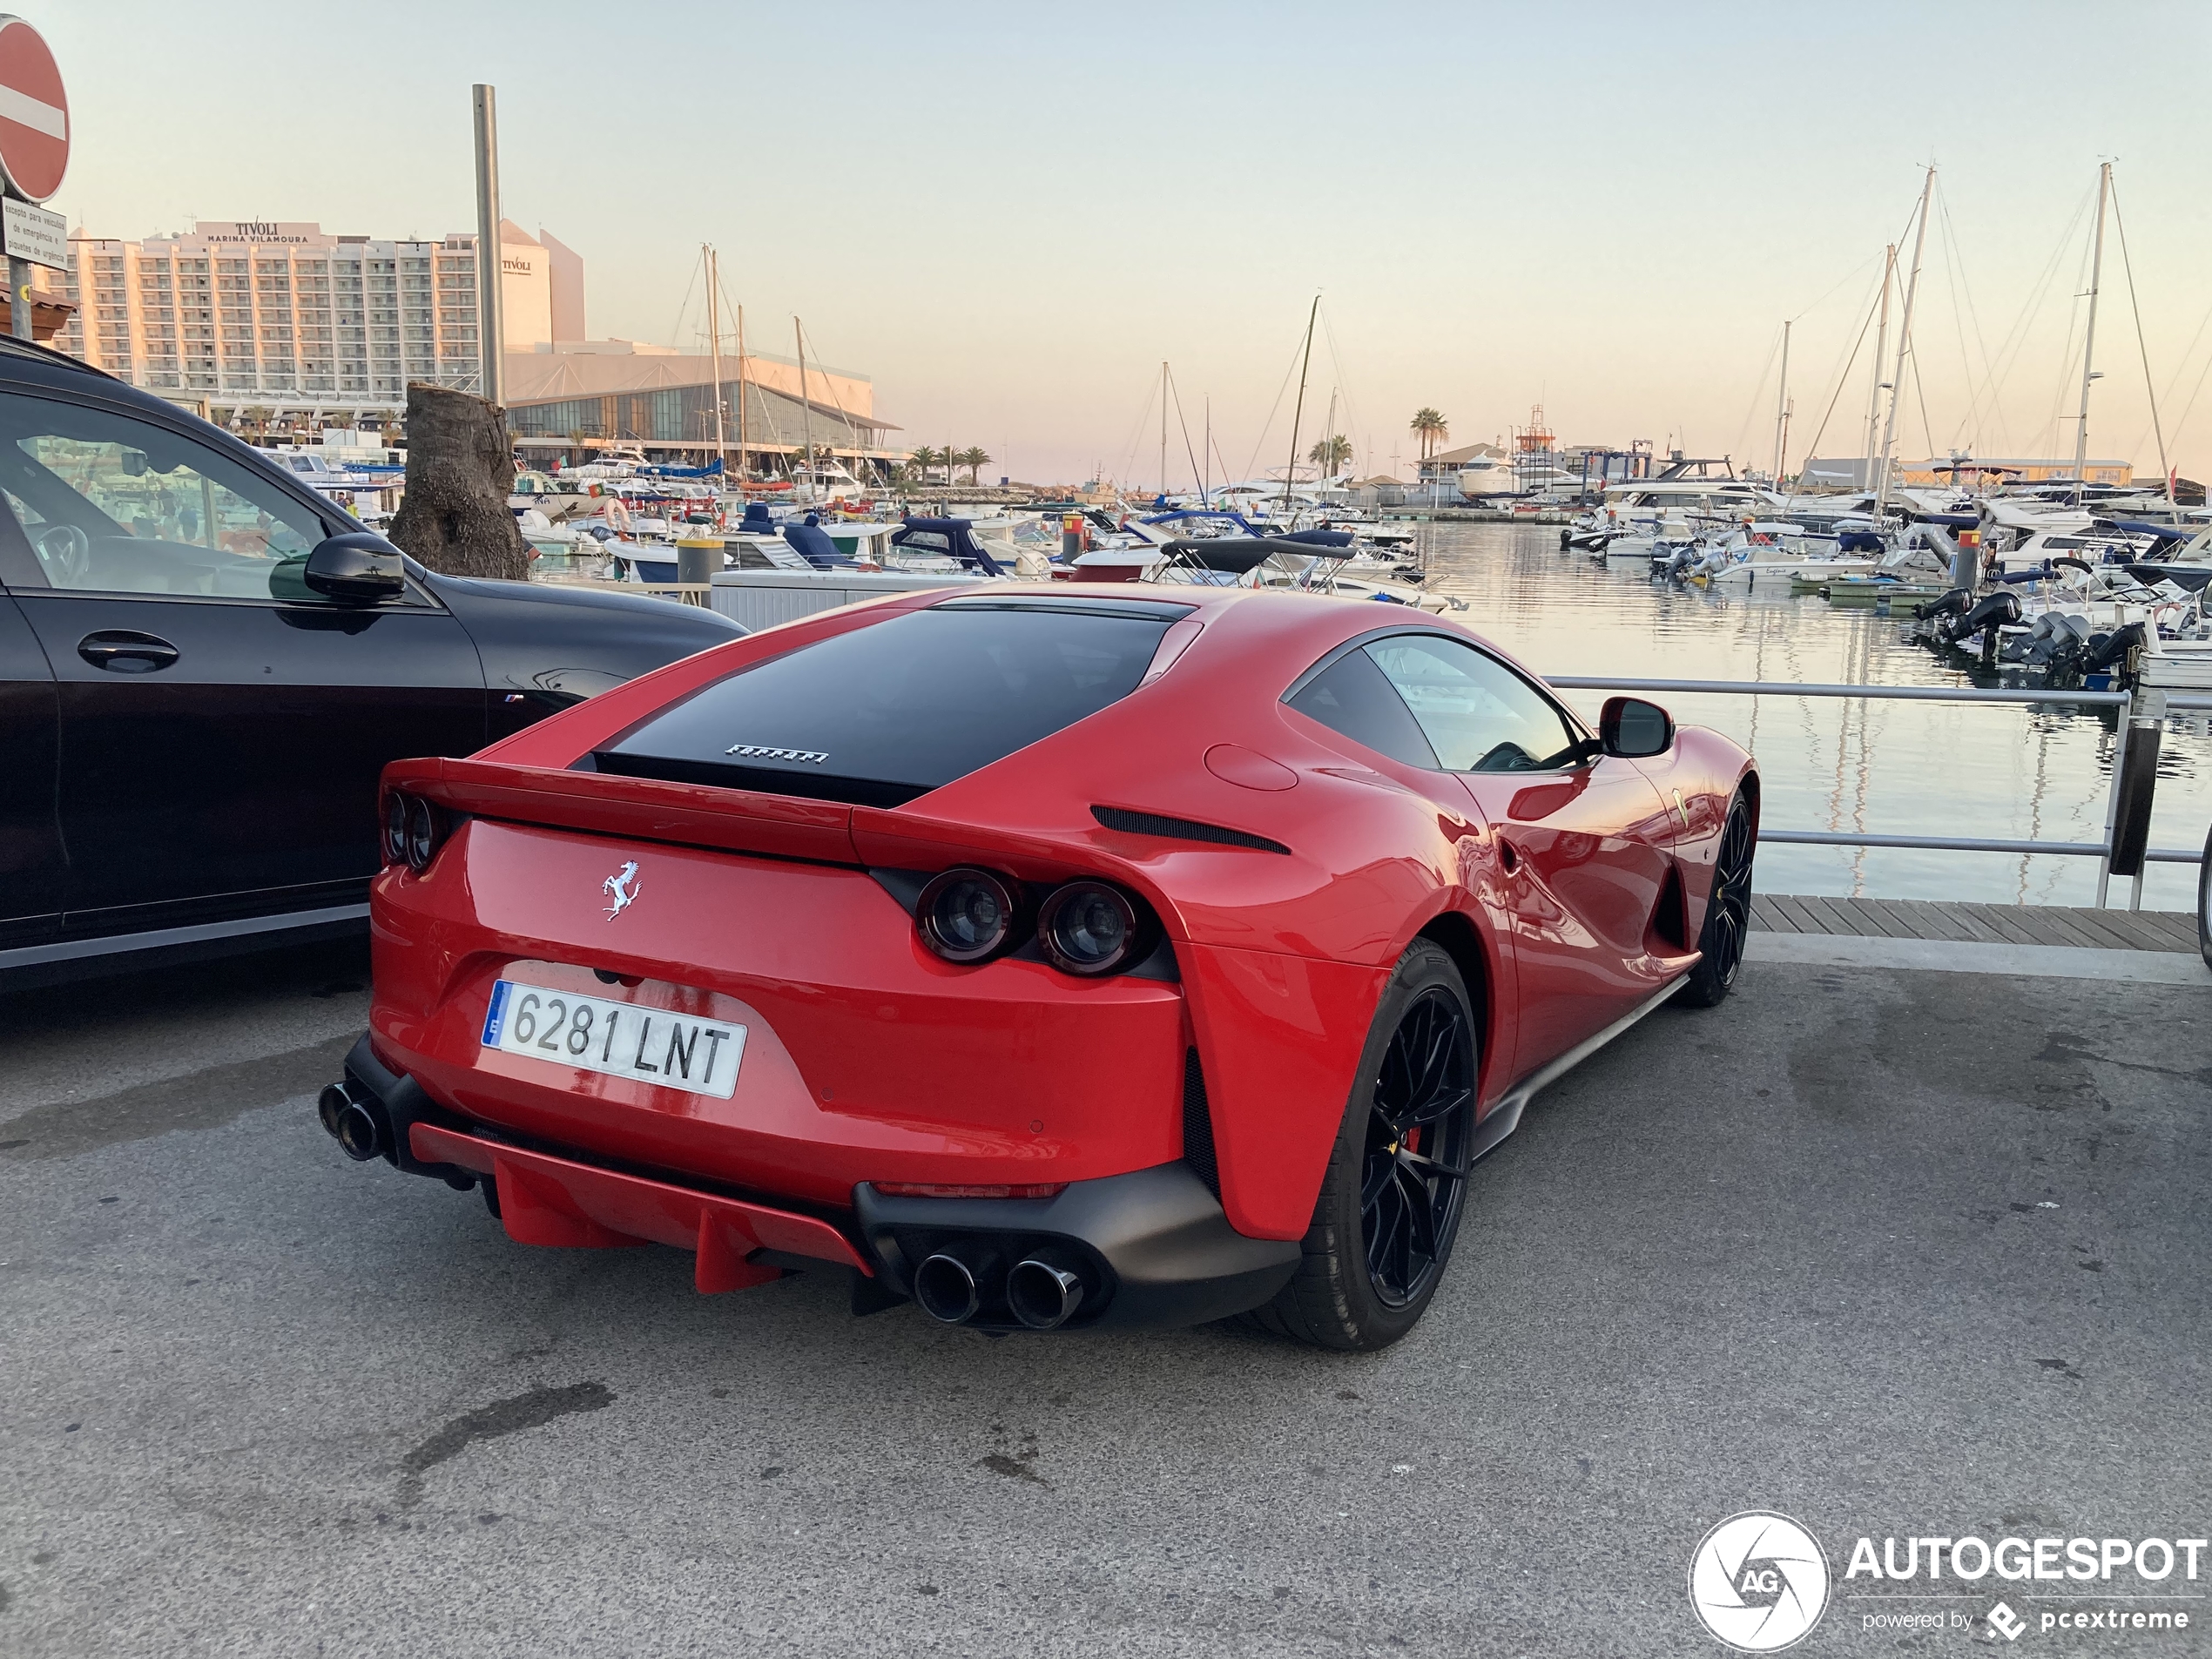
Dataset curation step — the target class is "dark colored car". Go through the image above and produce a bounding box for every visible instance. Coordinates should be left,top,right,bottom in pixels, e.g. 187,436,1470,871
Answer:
0,338,743,987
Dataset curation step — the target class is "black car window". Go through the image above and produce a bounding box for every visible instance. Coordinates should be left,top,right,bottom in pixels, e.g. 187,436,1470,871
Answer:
1363,635,1583,772
0,393,332,601
1284,645,1440,769
595,598,1190,806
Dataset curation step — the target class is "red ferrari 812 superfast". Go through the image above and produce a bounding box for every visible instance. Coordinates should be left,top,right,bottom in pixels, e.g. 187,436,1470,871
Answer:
325,586,1757,1350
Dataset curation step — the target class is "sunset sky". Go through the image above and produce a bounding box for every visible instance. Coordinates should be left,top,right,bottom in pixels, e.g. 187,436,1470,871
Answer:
49,0,2212,486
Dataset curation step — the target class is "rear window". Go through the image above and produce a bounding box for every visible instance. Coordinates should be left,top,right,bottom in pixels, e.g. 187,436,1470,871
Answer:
594,597,1191,806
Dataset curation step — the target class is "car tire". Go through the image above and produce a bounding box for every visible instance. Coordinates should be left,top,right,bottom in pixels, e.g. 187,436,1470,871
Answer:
1676,789,1755,1009
2198,819,2211,972
1242,939,1479,1352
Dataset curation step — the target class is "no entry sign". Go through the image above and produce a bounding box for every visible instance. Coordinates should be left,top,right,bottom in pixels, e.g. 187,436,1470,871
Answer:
0,15,67,203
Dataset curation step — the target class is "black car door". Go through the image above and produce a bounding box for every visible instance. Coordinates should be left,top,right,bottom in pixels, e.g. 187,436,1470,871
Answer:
0,589,62,948
0,387,488,935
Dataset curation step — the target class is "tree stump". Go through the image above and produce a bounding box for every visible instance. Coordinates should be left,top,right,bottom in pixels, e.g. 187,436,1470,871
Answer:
388,382,529,580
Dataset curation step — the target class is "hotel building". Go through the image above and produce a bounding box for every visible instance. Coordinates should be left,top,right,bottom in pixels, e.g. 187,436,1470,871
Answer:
49,218,585,425
44,218,902,475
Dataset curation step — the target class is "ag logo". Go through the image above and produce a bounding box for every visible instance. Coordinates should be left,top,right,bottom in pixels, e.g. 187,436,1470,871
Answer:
1689,1512,1831,1652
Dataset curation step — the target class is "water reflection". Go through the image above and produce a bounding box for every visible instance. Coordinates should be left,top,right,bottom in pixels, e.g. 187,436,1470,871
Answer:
1420,522,2208,910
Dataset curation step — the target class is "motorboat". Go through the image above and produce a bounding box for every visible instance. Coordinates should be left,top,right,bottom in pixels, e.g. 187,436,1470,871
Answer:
1078,536,1461,613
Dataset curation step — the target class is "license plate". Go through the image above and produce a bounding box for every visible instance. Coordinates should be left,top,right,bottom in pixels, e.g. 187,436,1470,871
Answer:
480,979,745,1099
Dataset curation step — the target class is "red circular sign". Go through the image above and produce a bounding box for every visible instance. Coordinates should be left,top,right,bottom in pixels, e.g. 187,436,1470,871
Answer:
0,15,68,203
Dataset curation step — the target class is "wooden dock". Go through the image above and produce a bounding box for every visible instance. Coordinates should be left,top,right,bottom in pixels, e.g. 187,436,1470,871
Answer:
1753,894,2198,954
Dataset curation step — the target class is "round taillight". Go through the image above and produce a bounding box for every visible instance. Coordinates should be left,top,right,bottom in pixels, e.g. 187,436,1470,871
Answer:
1038,880,1140,976
382,792,409,866
404,796,439,873
916,867,1016,963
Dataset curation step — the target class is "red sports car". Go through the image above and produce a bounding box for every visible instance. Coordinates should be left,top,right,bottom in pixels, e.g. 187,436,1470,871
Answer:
326,587,1757,1350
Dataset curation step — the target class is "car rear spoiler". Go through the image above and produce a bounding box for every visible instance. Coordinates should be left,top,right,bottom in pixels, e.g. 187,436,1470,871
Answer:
380,756,860,865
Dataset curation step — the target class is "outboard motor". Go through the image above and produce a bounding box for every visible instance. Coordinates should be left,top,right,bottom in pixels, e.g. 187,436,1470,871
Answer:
2081,620,2148,689
1916,587,1972,626
1956,589,2023,665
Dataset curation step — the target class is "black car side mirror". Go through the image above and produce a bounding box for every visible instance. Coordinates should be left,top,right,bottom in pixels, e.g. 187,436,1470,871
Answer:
304,532,406,605
1600,696,1675,758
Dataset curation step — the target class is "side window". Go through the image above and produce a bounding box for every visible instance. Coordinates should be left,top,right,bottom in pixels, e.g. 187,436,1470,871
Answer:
1284,646,1438,769
1362,635,1583,772
0,393,332,601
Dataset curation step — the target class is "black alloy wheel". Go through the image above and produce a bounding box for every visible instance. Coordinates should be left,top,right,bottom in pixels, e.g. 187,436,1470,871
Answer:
1362,987,1476,1308
1678,791,1756,1008
1244,940,1480,1352
2197,819,2211,972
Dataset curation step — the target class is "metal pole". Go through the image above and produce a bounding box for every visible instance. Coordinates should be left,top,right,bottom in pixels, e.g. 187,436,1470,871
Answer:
1159,361,1167,498
2070,162,2111,502
2094,689,2130,907
1770,320,1791,486
1875,168,1934,516
471,85,505,405
7,253,31,341
1281,295,1319,513
705,246,725,473
1863,246,1893,481
794,316,815,494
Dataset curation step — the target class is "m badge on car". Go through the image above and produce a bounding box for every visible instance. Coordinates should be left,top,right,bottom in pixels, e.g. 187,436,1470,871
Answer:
602,860,641,921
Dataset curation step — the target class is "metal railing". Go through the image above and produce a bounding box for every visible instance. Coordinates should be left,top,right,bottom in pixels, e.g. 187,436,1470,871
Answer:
1547,676,2212,913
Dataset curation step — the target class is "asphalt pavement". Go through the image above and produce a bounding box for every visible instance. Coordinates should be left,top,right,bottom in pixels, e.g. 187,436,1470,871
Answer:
2,941,2208,1657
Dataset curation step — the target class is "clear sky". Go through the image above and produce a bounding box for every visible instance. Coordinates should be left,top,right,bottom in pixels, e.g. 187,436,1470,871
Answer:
44,0,2212,487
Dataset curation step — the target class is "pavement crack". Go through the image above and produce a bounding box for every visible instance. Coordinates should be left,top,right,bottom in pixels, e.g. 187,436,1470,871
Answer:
979,1453,1049,1488
396,1380,613,1505
0,1032,357,1161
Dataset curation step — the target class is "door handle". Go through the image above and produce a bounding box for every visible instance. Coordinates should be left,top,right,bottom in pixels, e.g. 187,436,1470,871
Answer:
78,630,181,671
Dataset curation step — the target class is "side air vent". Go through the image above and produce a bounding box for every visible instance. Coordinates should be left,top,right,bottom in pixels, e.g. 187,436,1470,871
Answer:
1182,1048,1221,1200
1093,806,1290,855
1649,865,1689,952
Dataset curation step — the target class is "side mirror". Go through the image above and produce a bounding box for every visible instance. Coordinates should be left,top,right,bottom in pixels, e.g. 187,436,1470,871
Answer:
1600,696,1675,758
304,532,405,604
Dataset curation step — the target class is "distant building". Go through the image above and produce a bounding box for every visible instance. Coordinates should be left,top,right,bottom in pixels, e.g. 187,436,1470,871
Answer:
503,340,905,479
49,218,586,428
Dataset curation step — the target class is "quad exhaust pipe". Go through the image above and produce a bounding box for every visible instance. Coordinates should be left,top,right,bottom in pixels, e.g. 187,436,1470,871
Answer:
914,1243,998,1325
1006,1252,1086,1331
318,1082,388,1163
913,1242,1090,1331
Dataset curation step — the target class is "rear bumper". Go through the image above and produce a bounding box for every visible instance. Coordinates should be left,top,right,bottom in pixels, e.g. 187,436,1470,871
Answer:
854,1167,1299,1332
333,1035,1299,1331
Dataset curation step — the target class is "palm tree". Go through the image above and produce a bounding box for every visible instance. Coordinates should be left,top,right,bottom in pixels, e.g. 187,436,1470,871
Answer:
1308,435,1353,475
909,446,943,485
1409,408,1449,466
956,446,992,486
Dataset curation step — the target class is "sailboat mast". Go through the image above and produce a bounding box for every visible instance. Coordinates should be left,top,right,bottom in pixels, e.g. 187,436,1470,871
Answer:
1863,246,1894,483
2070,161,2112,500
1875,166,1935,516
1770,320,1791,488
705,246,725,475
795,316,816,495
734,302,747,489
1160,361,1168,498
1281,295,1319,512
1203,396,1211,504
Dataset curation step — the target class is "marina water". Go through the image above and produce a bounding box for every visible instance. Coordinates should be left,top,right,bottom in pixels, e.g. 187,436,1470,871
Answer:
1420,521,2209,912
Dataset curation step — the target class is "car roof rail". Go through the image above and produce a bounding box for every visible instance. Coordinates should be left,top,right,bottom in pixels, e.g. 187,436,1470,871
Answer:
0,333,116,381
